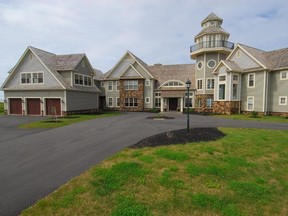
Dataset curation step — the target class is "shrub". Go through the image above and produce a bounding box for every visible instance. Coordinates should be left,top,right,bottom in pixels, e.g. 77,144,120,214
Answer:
149,107,160,113
250,110,259,118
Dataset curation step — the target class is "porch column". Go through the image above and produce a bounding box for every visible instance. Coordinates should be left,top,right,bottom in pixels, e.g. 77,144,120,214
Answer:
180,97,183,112
160,97,164,112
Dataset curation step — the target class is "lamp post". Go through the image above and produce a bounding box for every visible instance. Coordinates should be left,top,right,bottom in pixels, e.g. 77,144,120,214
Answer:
185,79,191,132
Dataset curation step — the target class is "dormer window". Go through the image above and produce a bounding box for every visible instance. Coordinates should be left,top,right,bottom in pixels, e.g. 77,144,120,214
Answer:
74,73,92,87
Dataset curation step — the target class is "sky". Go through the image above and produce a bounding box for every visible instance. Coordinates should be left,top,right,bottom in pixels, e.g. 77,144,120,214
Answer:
1,0,288,100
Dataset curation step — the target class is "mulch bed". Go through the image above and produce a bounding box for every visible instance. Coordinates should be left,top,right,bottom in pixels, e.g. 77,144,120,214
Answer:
130,128,226,148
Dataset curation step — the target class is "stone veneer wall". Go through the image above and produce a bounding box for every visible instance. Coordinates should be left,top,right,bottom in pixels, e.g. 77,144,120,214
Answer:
119,79,144,111
213,101,241,115
195,94,214,113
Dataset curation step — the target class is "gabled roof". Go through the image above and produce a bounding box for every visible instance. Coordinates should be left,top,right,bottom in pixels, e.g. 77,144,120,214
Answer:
93,68,104,80
237,44,267,68
104,50,154,79
56,54,85,71
148,64,195,89
213,60,242,74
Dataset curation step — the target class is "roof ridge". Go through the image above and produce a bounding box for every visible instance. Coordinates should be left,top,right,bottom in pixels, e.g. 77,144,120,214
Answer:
238,43,266,53
148,63,195,67
266,47,288,53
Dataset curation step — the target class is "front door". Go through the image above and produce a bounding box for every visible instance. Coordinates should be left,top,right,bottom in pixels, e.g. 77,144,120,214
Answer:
169,98,178,111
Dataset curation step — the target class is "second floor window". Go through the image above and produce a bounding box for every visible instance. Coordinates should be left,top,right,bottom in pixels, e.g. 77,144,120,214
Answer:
197,79,203,90
108,81,113,91
206,78,214,90
124,80,138,90
248,73,255,87
75,74,91,86
21,72,43,84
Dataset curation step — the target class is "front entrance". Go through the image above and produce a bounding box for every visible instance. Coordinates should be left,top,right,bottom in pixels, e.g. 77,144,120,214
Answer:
169,98,178,111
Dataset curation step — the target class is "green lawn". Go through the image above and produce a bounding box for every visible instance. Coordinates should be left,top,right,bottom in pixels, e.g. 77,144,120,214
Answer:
0,102,4,115
21,128,288,216
19,112,122,129
213,114,288,123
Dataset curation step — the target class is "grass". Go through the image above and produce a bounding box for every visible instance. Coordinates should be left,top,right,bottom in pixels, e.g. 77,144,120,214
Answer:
19,112,122,129
21,128,288,216
0,102,4,115
214,113,288,123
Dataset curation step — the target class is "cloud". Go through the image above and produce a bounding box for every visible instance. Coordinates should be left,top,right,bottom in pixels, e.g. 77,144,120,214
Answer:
1,0,288,99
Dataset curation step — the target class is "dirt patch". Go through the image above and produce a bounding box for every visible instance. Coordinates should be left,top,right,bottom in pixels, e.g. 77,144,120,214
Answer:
130,128,226,148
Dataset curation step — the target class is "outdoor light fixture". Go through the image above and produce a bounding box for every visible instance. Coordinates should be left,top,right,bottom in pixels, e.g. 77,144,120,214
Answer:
186,79,191,132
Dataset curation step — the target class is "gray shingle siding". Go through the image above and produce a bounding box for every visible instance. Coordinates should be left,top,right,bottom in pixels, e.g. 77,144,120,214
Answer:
66,91,98,111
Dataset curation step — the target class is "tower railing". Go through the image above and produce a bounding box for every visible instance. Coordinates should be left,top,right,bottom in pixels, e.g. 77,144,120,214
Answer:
190,40,234,52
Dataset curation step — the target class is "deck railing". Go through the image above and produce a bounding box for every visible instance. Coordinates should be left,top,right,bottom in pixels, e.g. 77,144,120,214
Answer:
190,40,234,52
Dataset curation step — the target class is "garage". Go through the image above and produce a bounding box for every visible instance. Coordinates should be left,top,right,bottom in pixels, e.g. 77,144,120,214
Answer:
45,98,61,116
9,98,22,115
27,98,41,115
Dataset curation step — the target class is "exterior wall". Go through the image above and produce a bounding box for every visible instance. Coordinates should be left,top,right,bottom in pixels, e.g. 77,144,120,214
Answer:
119,79,144,111
213,101,241,115
5,50,62,89
59,71,72,86
230,48,260,69
133,63,152,79
144,79,153,109
108,55,134,78
195,94,213,113
241,71,264,112
195,54,204,95
104,80,120,108
268,71,288,113
4,90,65,115
66,90,98,112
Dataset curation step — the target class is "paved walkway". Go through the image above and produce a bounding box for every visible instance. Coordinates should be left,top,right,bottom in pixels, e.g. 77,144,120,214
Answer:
0,113,287,216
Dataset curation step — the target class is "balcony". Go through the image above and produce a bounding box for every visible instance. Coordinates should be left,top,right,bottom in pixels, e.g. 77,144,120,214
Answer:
190,40,234,52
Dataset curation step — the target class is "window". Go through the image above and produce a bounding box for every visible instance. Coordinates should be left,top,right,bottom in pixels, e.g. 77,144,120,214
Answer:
108,97,113,107
219,84,225,100
108,81,113,91
155,98,161,108
84,76,92,86
163,81,184,87
74,74,92,86
197,61,203,70
155,92,161,97
101,82,105,87
21,72,43,84
206,78,214,90
124,80,138,90
279,96,287,105
185,98,193,108
280,71,288,80
219,75,226,81
233,74,239,81
125,98,138,107
116,81,120,91
232,84,238,100
145,97,150,103
206,98,213,108
248,73,255,88
197,79,203,90
116,97,120,107
145,79,150,86
207,60,216,68
247,96,254,111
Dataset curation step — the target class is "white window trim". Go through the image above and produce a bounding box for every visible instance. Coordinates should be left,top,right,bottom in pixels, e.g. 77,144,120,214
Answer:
248,73,255,88
108,81,113,91
206,78,214,90
280,71,288,80
74,73,92,87
124,80,138,90
145,97,150,104
279,96,287,105
247,96,254,111
20,72,44,85
218,75,226,82
218,83,226,101
108,97,113,107
197,61,203,70
145,79,150,86
116,97,120,107
207,59,216,69
197,79,203,90
116,81,120,91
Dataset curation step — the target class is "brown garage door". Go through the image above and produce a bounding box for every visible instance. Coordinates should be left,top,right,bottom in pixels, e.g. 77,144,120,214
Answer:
9,98,22,115
46,99,61,116
27,98,41,115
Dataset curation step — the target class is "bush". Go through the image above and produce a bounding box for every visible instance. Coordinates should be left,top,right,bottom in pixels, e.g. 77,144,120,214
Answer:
250,111,259,118
149,107,160,113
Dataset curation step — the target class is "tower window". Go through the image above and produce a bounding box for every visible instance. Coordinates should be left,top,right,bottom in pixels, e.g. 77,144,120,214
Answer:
197,61,203,70
207,60,216,68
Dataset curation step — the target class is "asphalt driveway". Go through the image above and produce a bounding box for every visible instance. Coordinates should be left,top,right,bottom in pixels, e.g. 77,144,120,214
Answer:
0,113,287,216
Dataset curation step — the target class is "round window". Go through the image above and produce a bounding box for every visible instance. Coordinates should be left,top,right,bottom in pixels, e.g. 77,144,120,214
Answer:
197,61,203,70
207,60,216,68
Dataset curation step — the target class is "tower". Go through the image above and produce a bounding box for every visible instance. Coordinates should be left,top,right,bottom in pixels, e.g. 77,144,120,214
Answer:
190,13,234,112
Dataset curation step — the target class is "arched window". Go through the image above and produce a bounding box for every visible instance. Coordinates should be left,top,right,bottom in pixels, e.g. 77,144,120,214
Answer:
161,80,185,87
